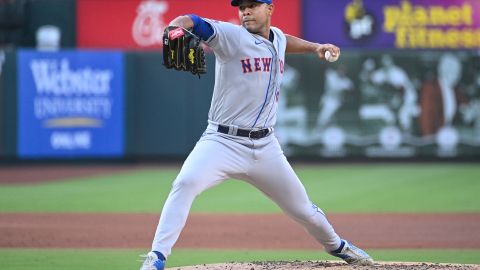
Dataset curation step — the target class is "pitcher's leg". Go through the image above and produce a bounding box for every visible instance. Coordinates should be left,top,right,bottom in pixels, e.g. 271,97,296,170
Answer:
247,153,341,251
151,139,234,257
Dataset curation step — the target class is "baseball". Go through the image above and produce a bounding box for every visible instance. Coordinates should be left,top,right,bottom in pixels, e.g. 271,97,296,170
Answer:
325,50,338,62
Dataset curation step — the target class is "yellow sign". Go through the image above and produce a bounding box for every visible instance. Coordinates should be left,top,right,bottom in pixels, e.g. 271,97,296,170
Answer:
383,0,480,48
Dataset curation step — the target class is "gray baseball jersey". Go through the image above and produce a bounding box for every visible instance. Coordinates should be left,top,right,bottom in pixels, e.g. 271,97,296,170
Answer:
150,19,341,260
204,19,286,129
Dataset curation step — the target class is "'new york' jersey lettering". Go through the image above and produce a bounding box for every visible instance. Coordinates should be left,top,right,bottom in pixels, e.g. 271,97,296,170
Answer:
241,57,272,73
203,19,286,129
262,58,272,71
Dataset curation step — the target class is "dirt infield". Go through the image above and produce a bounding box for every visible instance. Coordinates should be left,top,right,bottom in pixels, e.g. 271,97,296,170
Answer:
165,261,480,270
1,213,479,249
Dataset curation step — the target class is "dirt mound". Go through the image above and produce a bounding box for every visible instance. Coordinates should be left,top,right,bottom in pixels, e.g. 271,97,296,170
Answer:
166,261,480,270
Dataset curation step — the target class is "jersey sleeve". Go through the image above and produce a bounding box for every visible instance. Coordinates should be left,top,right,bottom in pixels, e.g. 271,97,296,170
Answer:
202,19,242,62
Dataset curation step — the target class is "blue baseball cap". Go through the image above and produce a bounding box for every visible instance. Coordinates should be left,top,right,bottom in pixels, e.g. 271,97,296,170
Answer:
231,0,272,7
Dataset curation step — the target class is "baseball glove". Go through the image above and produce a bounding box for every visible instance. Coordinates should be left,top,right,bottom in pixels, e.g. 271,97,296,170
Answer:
163,26,207,76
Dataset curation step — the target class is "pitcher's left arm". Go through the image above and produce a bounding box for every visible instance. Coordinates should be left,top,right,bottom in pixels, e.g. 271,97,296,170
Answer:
285,34,340,61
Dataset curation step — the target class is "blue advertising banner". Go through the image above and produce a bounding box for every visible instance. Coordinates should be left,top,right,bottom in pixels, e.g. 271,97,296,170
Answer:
304,0,480,49
17,50,124,158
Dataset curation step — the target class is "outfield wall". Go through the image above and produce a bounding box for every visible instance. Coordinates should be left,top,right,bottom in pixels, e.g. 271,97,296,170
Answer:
277,51,480,159
0,0,479,161
1,49,479,161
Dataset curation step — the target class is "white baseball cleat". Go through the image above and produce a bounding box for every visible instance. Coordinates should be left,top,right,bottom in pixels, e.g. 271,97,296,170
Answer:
328,239,374,266
139,251,166,270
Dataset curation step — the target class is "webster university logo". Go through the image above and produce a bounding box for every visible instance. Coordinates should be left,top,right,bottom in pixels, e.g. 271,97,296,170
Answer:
132,0,168,47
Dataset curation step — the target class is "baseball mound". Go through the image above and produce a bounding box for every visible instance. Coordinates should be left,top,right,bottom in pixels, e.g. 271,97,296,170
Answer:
166,261,480,270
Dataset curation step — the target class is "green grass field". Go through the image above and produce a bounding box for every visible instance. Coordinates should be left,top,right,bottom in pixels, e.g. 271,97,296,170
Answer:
1,164,479,269
1,164,479,213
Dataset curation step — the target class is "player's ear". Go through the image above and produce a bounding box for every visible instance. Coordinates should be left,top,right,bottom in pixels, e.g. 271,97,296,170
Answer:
268,4,274,16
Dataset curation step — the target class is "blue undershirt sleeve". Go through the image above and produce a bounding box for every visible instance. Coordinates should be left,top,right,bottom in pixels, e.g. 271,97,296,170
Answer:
187,14,214,41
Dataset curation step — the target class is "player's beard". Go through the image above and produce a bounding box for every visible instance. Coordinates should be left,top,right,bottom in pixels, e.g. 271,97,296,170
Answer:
242,20,258,33
242,20,267,35
244,25,260,34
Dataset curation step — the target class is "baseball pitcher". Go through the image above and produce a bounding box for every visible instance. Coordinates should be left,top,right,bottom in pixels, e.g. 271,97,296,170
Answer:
140,1,373,269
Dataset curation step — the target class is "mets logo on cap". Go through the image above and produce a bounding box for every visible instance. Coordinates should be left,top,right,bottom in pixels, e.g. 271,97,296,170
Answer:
231,0,273,6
